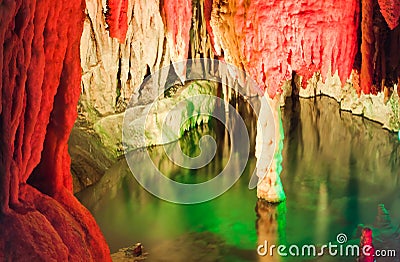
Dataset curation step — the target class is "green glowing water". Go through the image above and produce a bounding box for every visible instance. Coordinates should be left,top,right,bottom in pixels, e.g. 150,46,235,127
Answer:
77,96,400,261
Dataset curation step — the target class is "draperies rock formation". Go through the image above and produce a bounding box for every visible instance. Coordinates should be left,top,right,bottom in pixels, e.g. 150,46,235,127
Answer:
208,0,400,130
2,0,400,259
210,0,360,98
0,0,110,260
80,0,218,120
78,0,400,191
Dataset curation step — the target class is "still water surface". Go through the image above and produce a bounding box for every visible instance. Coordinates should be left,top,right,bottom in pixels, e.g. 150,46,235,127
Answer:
77,96,400,261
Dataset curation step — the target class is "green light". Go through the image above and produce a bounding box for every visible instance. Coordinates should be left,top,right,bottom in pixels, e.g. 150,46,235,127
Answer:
398,130,400,141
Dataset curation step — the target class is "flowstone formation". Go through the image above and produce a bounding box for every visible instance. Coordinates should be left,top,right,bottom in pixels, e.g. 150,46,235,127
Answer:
0,0,110,260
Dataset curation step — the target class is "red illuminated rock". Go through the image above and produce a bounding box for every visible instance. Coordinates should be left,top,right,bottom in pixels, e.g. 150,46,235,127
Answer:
106,0,129,42
163,0,192,81
361,0,374,94
0,0,110,260
204,0,217,54
211,0,359,97
378,0,400,30
359,227,375,262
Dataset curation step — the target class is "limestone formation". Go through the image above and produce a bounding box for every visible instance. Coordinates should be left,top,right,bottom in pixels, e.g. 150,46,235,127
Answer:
293,71,400,131
0,0,110,260
210,0,359,97
80,0,169,117
255,94,286,203
80,0,215,119
98,80,217,156
2,0,400,259
78,0,400,203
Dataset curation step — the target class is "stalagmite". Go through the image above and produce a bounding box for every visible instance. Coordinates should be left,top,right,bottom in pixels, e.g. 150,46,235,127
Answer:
359,227,375,262
255,94,286,203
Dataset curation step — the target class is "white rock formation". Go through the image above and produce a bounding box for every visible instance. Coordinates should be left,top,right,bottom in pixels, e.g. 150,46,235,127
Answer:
255,94,286,203
94,80,217,156
292,70,400,131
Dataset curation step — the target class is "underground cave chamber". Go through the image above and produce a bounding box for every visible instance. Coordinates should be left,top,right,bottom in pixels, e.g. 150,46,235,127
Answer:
1,0,400,261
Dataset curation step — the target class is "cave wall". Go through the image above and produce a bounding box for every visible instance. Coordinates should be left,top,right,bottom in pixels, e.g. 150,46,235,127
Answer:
1,0,400,259
0,0,110,260
80,0,400,129
74,0,218,190
80,0,218,117
80,0,198,117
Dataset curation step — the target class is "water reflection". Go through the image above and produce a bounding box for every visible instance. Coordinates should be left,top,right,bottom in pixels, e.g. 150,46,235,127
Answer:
256,200,287,262
77,96,400,261
281,96,400,247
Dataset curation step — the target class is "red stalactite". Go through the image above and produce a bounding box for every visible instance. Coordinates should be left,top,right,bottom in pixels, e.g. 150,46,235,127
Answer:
377,0,400,30
162,0,192,62
212,0,360,97
105,0,129,42
204,0,217,55
0,0,111,260
361,0,375,94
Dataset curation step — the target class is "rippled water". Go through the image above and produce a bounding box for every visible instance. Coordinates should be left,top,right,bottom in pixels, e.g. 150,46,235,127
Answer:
77,96,400,261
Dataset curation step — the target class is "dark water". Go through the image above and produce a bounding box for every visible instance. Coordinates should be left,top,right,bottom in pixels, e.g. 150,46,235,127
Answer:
77,96,400,261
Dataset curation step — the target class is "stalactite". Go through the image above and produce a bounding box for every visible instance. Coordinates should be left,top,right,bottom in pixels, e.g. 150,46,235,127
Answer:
210,0,359,98
81,0,169,116
105,0,129,42
372,0,389,94
377,0,400,30
361,0,375,94
190,0,215,60
162,0,192,81
204,0,217,55
388,24,400,87
358,0,400,97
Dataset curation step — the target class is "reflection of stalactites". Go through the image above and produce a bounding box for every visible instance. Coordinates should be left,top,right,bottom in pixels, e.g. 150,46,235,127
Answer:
315,182,329,244
222,122,230,164
256,200,287,262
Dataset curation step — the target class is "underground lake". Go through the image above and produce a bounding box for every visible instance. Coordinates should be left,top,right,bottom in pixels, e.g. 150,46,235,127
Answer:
77,96,400,261
3,0,400,260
